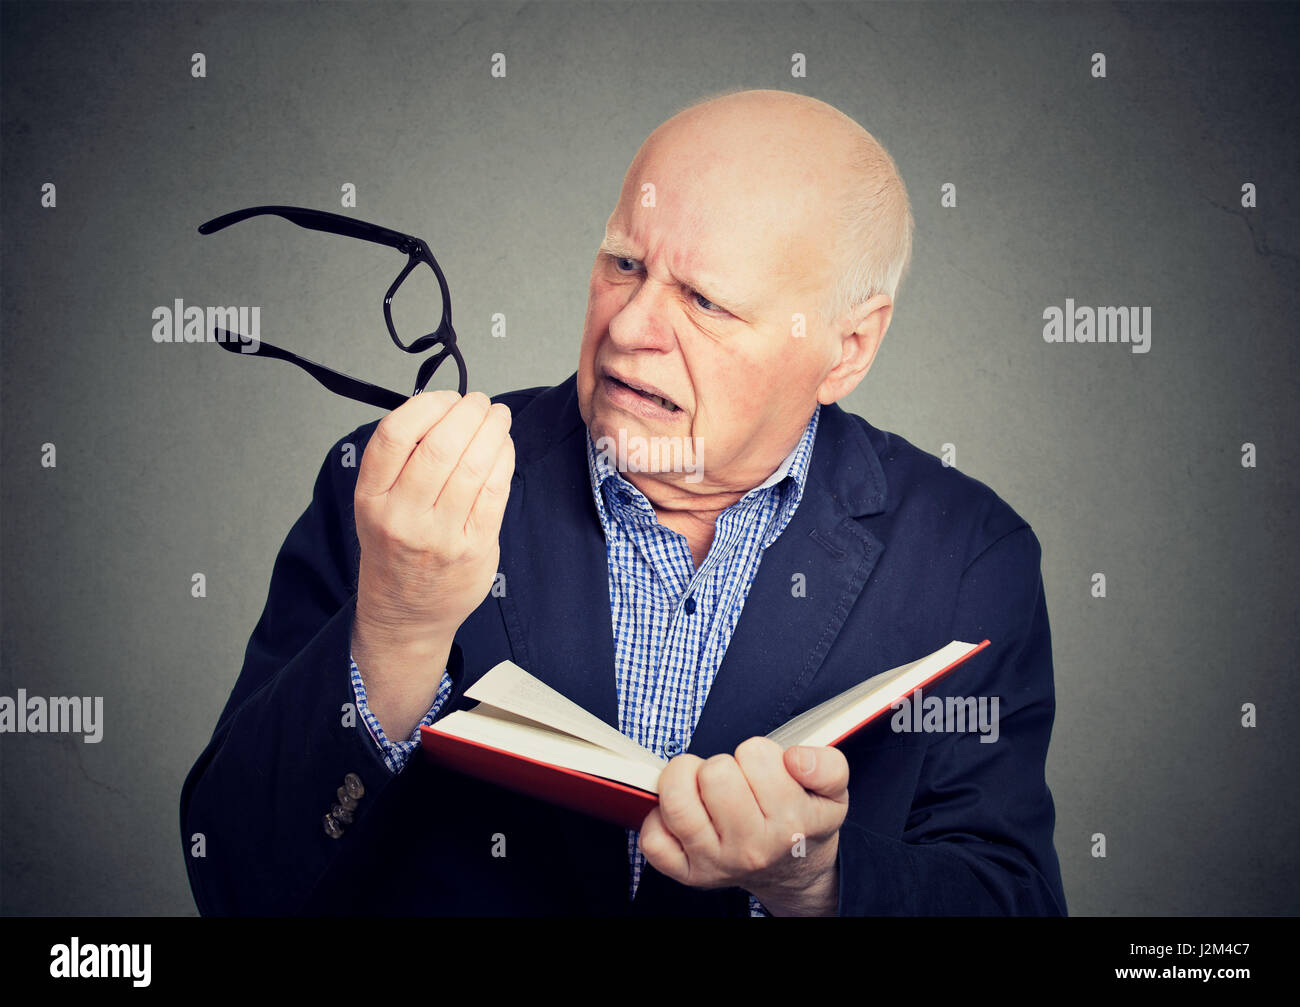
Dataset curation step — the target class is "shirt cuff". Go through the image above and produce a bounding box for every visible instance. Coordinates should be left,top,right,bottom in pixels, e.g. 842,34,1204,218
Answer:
349,652,453,774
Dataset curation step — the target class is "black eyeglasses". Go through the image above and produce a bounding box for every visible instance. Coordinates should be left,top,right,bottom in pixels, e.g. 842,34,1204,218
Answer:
197,205,467,409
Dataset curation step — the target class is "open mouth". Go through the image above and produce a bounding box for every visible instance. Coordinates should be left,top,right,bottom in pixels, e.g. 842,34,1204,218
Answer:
607,374,680,412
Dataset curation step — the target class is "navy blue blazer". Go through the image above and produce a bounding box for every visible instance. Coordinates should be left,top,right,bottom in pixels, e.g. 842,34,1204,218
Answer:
180,373,1068,916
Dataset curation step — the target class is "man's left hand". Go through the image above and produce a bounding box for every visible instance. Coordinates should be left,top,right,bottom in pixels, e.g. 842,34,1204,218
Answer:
637,737,849,915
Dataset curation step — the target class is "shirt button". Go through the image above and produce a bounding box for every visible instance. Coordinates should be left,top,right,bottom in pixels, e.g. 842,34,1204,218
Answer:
665,740,682,757
683,596,696,615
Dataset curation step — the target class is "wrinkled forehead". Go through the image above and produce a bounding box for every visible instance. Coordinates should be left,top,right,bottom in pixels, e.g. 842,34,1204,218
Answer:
606,138,835,297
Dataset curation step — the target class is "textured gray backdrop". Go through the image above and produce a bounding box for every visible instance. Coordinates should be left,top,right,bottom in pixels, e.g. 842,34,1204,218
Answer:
2,0,1297,916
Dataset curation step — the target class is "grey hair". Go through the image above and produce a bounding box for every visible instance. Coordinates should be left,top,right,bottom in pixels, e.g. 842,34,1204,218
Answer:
817,131,915,328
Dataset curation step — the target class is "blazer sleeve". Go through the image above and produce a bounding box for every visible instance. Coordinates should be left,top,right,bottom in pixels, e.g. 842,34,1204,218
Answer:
835,524,1068,916
178,425,464,915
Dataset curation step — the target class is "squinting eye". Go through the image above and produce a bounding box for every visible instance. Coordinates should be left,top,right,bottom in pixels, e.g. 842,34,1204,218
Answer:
693,292,722,313
613,256,639,272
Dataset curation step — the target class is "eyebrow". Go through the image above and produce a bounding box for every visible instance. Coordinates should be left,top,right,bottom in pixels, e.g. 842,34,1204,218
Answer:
598,232,758,316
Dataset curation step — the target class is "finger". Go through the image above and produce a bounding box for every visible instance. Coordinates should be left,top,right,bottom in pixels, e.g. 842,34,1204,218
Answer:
654,755,719,859
732,736,807,821
784,745,850,799
356,389,461,498
465,430,515,539
695,754,765,846
636,808,690,882
430,401,513,532
388,391,492,522
783,745,851,831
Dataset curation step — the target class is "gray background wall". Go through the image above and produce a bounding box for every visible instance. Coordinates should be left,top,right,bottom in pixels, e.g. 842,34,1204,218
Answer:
2,0,1296,915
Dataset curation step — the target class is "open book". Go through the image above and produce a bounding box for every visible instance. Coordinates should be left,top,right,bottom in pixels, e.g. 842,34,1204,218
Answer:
420,639,990,829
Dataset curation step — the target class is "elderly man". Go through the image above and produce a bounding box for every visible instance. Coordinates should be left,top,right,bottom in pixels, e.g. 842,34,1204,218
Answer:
181,89,1067,916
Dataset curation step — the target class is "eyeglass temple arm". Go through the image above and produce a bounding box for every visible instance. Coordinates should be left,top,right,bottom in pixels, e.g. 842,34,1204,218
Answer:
212,330,415,411
198,205,417,253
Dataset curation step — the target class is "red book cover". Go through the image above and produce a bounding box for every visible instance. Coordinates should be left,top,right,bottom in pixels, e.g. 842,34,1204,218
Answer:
419,726,659,829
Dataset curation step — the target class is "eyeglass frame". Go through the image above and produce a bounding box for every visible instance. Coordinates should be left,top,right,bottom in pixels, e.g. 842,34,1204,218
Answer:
196,204,467,410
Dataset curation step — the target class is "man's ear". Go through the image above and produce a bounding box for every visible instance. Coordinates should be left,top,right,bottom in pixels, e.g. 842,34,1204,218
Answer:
816,294,893,406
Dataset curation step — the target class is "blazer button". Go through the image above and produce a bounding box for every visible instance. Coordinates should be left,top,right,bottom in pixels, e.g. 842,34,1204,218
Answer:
335,787,358,811
331,803,355,825
323,813,345,839
343,773,365,800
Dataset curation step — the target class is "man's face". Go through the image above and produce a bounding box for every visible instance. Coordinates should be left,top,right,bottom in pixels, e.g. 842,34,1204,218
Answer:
576,124,841,498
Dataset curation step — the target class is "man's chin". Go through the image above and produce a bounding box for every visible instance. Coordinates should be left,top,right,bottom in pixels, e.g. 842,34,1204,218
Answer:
587,420,707,487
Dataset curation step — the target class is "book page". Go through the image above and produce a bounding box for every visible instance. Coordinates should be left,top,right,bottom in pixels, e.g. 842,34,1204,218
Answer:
431,707,665,793
465,660,667,770
766,641,980,749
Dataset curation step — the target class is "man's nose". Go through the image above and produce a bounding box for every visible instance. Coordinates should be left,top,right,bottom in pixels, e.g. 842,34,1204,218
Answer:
607,279,678,352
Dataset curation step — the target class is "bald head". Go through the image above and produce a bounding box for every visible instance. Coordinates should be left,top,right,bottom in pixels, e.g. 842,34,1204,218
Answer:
641,89,914,325
647,89,866,174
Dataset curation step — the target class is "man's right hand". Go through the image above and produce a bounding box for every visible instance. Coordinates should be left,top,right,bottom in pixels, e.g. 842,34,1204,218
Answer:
350,390,515,742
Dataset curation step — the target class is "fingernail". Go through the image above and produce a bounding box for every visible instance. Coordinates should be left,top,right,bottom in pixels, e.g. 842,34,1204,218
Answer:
797,747,816,774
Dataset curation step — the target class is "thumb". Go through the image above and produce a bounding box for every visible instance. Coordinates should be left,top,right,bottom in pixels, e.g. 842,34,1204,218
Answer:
785,745,849,799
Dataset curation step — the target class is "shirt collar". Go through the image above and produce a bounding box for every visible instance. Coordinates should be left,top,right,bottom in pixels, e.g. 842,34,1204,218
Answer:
585,404,821,540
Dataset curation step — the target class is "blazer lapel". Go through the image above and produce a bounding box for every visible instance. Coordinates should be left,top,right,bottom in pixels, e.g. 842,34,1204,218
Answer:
685,401,889,759
493,376,621,730
491,376,631,914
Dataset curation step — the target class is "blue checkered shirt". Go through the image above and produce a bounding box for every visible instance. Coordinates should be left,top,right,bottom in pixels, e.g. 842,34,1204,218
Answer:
350,404,821,917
